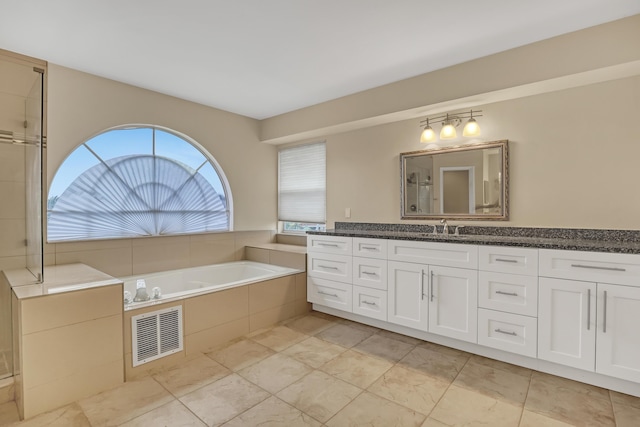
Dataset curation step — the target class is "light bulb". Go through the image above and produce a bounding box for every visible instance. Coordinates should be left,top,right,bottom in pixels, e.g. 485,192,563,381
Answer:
440,122,457,139
420,126,436,143
463,118,481,137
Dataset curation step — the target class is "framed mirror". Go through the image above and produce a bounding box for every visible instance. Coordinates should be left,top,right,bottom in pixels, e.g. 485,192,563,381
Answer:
400,140,508,220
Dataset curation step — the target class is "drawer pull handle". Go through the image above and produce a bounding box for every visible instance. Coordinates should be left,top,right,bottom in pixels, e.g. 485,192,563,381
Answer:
361,246,378,250
495,258,518,264
570,264,626,272
319,265,339,270
494,328,517,336
318,290,339,298
495,290,518,297
361,300,377,306
318,243,340,247
361,271,377,276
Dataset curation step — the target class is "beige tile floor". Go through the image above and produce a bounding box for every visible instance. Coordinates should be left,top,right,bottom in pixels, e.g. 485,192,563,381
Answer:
1,311,639,426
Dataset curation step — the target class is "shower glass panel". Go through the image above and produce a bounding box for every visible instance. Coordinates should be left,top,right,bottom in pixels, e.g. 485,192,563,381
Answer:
0,57,44,380
25,70,44,281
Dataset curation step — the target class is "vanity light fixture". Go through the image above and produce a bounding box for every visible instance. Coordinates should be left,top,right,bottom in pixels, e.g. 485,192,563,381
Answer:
419,110,482,143
419,118,436,143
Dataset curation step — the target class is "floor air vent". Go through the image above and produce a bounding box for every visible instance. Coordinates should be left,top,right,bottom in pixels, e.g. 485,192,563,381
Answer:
132,306,183,367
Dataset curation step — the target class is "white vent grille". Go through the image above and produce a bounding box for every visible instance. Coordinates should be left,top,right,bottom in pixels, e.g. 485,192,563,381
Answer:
132,306,183,367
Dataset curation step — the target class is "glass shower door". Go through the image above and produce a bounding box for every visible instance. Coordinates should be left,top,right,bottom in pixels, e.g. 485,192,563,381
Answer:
25,69,44,282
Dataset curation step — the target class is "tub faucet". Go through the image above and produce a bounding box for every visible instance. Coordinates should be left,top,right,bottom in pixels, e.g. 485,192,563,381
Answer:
440,219,449,235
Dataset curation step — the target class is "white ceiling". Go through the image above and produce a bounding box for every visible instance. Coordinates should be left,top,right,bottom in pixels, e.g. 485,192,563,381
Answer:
1,1,639,119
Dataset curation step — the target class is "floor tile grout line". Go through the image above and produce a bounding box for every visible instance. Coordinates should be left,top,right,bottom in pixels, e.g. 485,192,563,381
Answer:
516,370,533,427
420,352,473,423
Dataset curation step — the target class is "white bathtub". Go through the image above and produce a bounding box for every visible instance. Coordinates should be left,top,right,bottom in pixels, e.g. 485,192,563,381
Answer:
121,261,302,310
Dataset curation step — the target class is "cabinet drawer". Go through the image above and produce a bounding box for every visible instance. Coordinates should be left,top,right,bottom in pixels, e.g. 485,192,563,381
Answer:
307,253,352,284
479,246,538,276
307,276,352,312
478,309,537,358
353,257,387,290
478,271,538,317
539,249,640,287
307,235,352,255
352,285,387,321
388,240,478,269
353,238,387,259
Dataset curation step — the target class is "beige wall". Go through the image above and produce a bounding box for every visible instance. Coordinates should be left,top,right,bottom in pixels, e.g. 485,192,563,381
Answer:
46,64,277,232
42,65,282,276
320,75,640,229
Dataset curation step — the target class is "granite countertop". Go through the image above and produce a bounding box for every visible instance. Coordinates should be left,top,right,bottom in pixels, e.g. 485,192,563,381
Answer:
307,223,640,254
5,263,122,300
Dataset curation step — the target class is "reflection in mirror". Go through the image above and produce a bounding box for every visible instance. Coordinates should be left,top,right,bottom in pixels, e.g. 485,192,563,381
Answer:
401,140,508,220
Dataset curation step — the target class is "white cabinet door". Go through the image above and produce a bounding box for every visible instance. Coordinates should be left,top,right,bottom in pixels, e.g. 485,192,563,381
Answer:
387,261,428,330
596,283,640,383
428,266,478,343
538,277,596,371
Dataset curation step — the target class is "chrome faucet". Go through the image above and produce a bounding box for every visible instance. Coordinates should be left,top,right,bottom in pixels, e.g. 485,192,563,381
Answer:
440,219,449,235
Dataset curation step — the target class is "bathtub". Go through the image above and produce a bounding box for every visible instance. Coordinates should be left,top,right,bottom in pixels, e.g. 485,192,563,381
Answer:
121,261,303,310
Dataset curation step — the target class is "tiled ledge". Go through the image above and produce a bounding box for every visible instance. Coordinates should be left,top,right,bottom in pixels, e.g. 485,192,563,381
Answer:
305,222,640,254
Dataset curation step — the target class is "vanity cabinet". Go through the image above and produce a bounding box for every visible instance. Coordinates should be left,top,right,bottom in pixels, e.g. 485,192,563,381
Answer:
477,246,539,357
429,265,478,343
351,238,388,321
308,234,640,396
307,236,389,321
387,261,428,329
307,235,353,312
387,240,478,343
538,249,640,383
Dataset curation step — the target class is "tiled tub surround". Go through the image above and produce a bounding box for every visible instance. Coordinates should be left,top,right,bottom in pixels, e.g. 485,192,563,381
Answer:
3,264,124,420
306,226,640,399
123,270,310,381
3,245,310,420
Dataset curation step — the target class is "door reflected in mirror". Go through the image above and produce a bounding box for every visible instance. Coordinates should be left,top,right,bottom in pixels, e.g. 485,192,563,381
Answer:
400,140,508,220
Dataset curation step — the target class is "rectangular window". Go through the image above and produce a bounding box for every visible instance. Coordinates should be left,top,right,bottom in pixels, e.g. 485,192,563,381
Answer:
278,142,326,232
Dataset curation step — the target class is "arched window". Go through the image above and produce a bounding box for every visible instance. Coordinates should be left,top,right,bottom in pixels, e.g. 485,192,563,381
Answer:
47,126,232,242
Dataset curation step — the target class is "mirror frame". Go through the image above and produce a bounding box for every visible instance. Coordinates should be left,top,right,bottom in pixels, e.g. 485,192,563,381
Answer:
400,140,509,220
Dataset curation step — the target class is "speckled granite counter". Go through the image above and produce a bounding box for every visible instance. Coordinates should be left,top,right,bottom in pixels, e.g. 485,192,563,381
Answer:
307,222,640,254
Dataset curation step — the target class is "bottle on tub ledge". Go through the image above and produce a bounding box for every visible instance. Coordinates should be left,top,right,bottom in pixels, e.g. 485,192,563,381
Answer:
133,279,151,302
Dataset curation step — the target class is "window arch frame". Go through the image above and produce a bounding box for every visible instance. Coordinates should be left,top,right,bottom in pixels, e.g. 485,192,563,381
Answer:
47,124,234,242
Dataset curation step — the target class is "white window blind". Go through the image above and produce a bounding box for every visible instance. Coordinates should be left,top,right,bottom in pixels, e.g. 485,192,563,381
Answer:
278,142,326,223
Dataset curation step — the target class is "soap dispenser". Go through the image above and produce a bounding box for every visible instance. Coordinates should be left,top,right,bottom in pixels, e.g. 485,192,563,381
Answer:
133,279,150,302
